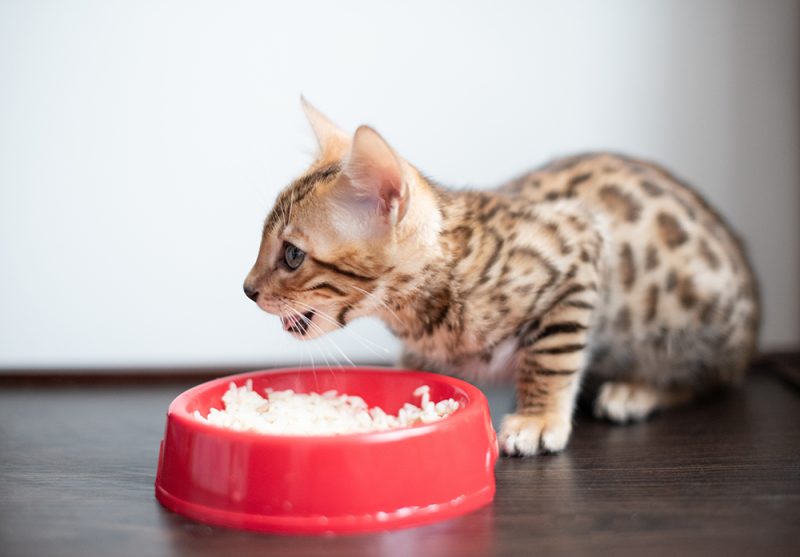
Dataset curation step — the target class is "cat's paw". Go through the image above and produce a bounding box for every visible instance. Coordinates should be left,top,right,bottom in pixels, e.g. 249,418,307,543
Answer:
594,381,659,423
498,413,572,456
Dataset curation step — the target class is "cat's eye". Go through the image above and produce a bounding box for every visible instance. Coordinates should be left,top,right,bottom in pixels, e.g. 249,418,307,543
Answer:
283,242,305,271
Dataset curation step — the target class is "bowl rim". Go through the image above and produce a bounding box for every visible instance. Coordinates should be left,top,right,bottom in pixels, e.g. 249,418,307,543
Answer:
167,366,489,444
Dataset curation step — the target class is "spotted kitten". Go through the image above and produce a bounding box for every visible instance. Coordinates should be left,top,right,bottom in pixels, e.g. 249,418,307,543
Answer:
244,99,760,456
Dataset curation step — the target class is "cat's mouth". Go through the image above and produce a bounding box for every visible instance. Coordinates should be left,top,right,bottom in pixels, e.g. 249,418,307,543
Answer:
281,311,315,336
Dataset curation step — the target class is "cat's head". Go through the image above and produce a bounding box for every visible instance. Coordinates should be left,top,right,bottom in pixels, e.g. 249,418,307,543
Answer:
243,99,441,339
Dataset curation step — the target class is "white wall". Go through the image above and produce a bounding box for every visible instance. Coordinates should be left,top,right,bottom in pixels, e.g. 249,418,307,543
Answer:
1,0,798,368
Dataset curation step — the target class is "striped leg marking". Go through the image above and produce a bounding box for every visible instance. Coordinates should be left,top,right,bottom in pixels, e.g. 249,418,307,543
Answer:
500,286,596,456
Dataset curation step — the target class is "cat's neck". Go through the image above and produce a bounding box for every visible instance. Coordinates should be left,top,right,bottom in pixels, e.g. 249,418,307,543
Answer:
373,173,466,331
395,169,464,273
394,165,446,255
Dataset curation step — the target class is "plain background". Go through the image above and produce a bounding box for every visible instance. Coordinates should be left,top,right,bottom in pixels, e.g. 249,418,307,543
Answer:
1,0,798,369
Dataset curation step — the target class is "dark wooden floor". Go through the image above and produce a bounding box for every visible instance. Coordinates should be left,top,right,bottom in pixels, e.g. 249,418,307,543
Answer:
1,359,798,557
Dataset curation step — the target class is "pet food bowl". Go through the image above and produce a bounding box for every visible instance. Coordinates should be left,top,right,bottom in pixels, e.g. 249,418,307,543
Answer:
155,367,498,534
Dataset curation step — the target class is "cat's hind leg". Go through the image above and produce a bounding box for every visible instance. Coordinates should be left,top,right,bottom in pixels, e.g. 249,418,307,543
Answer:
590,322,754,423
593,381,694,423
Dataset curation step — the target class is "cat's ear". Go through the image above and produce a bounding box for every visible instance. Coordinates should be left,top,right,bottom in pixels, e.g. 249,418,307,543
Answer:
300,96,348,154
341,125,409,226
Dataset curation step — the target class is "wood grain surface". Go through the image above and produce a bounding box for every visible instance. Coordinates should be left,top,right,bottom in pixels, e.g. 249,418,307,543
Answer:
0,359,798,557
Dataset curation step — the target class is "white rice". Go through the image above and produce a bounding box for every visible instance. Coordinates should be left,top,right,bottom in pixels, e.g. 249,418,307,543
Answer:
194,380,460,435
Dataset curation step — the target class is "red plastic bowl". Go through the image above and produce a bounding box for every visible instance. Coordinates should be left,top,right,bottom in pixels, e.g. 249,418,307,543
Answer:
155,367,498,534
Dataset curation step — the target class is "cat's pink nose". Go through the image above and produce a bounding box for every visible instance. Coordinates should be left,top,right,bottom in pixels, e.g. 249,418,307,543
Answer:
243,284,259,302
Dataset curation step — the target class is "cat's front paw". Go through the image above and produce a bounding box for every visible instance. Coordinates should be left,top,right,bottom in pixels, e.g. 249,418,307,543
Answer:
498,413,572,456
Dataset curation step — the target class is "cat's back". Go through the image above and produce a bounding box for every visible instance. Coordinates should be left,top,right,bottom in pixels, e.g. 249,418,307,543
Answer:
500,152,752,280
498,152,760,382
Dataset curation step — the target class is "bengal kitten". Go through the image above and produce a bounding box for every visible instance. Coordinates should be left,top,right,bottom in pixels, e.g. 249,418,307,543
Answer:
243,99,760,456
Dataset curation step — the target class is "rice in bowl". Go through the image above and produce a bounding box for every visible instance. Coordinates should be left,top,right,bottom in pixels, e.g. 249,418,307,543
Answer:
194,380,460,435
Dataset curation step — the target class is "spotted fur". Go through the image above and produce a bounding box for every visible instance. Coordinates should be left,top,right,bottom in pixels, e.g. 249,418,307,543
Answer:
245,103,760,457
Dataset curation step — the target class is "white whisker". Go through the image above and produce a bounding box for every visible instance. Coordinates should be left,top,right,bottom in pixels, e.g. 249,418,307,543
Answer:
324,335,357,368
285,302,346,387
349,284,403,324
287,302,357,369
281,302,319,390
289,298,390,357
